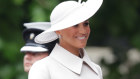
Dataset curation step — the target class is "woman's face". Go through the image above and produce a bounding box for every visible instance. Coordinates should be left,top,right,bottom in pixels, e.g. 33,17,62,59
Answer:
57,20,90,49
23,52,48,73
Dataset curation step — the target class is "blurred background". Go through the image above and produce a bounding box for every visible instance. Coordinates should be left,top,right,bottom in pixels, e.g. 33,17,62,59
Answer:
0,0,140,79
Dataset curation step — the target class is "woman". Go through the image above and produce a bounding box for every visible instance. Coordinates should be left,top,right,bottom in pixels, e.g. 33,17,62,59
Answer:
28,0,103,79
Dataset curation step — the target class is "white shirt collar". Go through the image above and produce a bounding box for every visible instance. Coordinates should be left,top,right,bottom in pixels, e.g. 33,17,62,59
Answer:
50,43,99,75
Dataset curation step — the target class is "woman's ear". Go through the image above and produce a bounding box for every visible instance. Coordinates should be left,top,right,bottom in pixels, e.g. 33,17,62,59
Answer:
55,31,61,38
55,31,60,35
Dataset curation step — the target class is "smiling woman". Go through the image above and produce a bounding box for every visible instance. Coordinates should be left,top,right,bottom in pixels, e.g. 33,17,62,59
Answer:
28,0,103,79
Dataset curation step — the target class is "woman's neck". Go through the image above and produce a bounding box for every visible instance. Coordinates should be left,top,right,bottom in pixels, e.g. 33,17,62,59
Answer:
59,42,80,57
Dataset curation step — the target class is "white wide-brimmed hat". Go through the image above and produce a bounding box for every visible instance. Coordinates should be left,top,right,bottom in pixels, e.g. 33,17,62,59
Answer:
35,0,103,44
20,22,58,52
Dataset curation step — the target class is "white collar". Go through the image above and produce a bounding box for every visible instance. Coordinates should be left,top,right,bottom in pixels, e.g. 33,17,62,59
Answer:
50,43,99,75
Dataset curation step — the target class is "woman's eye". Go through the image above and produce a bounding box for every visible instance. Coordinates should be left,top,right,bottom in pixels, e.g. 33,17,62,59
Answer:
73,24,79,27
84,22,89,26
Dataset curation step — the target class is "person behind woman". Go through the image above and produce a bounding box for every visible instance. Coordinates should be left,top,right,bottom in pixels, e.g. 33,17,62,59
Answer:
20,22,58,73
29,0,103,79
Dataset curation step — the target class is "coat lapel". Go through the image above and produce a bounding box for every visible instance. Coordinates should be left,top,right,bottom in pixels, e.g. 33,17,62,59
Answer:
50,44,99,75
50,44,83,74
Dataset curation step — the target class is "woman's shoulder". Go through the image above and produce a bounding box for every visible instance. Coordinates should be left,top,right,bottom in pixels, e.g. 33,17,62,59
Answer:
29,56,55,75
30,57,49,70
32,56,60,70
28,57,52,79
33,56,55,67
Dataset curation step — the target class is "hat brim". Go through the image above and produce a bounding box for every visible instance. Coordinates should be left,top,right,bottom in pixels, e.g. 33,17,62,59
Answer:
20,46,48,52
34,31,58,44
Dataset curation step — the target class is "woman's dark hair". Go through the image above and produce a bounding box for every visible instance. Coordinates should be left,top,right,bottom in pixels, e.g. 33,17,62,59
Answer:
45,39,59,54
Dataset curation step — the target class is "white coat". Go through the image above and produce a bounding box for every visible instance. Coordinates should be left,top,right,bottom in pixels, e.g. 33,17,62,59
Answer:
28,44,103,79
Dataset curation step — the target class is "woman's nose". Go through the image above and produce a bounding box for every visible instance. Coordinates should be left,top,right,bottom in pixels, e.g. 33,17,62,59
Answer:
79,26,86,34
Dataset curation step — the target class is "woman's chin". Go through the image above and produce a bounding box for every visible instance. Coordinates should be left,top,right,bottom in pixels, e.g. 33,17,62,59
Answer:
77,44,86,48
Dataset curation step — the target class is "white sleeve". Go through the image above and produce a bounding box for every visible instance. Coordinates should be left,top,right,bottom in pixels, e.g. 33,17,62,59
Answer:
28,61,51,79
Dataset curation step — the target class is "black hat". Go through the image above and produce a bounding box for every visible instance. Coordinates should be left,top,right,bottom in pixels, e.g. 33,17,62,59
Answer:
20,22,58,53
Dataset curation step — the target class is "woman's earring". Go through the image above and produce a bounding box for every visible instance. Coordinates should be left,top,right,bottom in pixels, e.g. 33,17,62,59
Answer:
58,34,61,38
